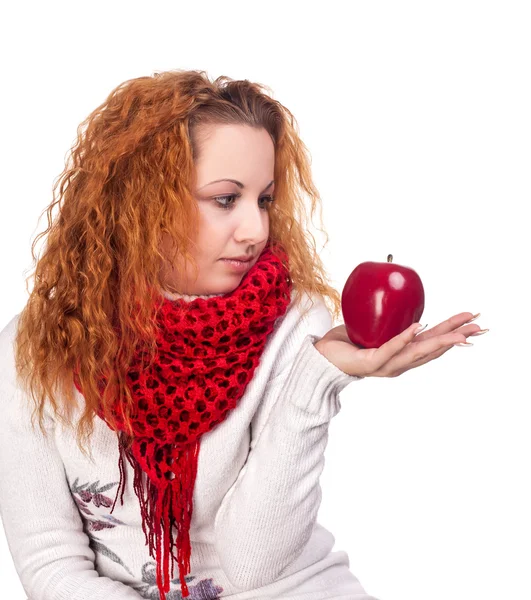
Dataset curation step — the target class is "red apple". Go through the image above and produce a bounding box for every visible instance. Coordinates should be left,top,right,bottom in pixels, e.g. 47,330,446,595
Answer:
341,254,425,349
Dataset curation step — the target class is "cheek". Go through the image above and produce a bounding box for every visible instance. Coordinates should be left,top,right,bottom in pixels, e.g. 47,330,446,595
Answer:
198,212,225,242
194,213,227,260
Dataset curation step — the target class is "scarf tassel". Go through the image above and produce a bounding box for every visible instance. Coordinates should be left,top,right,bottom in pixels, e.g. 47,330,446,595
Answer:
109,433,201,599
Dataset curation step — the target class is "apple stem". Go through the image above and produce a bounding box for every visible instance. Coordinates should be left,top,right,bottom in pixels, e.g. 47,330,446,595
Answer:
387,254,393,263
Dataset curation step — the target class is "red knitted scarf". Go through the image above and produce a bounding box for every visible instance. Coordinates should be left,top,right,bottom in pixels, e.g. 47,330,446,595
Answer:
73,241,293,599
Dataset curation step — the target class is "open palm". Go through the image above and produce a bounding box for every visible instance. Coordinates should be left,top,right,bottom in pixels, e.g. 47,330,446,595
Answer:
315,312,486,378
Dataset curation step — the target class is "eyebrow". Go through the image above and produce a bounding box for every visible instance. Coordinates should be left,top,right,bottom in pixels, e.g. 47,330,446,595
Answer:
198,179,275,192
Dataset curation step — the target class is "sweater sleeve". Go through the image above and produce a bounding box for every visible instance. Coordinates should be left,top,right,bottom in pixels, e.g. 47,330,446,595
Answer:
213,295,364,590
0,316,143,600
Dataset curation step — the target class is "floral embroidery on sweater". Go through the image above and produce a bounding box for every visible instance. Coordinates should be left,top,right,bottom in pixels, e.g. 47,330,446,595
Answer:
132,563,224,600
69,476,224,599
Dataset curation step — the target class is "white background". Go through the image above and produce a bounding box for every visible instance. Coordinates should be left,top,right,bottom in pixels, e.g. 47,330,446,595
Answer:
0,1,529,599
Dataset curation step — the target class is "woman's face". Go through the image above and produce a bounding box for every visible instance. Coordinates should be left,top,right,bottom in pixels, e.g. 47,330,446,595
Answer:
160,124,275,296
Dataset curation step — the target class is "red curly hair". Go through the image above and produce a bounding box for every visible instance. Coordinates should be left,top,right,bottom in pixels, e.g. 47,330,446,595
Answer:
14,69,342,458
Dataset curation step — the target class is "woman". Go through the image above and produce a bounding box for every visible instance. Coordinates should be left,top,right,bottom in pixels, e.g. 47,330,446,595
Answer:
0,69,486,600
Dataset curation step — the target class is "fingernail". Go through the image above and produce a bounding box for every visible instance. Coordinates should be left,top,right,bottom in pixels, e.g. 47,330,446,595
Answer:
454,341,474,346
465,312,480,324
414,324,428,334
470,328,489,336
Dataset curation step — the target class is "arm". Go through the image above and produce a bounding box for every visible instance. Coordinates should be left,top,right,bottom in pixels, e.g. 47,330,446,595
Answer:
0,316,143,600
213,296,363,590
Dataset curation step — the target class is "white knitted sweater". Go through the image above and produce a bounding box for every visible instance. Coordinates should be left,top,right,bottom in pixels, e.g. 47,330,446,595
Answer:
0,289,379,600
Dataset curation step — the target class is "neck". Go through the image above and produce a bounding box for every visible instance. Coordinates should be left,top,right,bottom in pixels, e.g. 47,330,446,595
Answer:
159,287,224,302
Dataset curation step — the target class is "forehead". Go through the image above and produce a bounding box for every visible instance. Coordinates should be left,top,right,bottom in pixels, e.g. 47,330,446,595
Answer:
194,124,275,182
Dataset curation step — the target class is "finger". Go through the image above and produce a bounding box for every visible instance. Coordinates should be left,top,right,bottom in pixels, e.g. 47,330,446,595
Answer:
374,317,470,375
382,343,460,377
416,312,476,341
392,343,456,376
387,325,469,376
416,322,480,344
371,322,427,370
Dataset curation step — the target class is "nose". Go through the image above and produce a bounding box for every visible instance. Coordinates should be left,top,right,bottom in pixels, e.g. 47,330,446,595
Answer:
233,200,269,244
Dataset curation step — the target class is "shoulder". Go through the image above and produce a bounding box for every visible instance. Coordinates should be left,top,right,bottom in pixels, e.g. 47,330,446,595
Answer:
0,312,20,343
0,312,58,429
0,313,21,384
262,289,333,383
282,288,333,335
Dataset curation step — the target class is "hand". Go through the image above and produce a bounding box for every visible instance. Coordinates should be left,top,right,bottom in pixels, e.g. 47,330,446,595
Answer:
314,312,487,378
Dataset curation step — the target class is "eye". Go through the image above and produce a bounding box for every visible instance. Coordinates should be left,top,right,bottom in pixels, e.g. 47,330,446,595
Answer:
212,194,239,210
260,195,275,208
212,194,276,211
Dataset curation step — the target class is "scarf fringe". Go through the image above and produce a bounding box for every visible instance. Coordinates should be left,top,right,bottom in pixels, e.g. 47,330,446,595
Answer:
72,244,292,600
109,433,200,599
